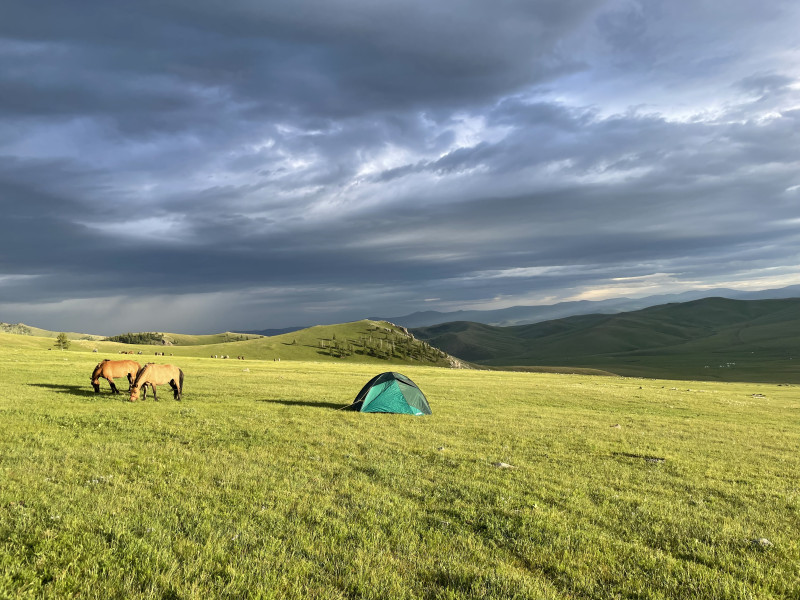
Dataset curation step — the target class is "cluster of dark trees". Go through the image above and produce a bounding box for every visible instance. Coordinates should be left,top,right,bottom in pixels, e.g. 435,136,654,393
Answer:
222,334,250,342
104,332,165,345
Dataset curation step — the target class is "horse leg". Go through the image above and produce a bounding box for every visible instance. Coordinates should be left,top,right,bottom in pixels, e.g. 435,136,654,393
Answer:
151,384,158,402
127,372,134,391
108,378,119,394
169,379,180,400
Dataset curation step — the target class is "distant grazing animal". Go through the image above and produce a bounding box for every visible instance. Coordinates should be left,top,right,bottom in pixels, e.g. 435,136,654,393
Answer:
129,363,183,402
91,359,141,394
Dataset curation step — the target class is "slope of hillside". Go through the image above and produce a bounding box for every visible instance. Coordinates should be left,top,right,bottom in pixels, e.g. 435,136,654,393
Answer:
413,297,800,382
2,320,462,369
1,322,104,341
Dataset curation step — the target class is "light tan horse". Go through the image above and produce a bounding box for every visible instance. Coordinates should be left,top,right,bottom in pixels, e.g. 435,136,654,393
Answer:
129,363,183,402
91,359,141,394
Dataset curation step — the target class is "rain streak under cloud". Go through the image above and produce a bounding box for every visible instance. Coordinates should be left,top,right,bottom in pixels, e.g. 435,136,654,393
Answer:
1,0,799,334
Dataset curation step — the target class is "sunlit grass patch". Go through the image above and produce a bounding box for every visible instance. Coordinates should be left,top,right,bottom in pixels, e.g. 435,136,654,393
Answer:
1,343,798,598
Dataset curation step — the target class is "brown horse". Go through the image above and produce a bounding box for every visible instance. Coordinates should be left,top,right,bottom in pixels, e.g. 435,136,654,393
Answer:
129,363,184,402
91,359,141,394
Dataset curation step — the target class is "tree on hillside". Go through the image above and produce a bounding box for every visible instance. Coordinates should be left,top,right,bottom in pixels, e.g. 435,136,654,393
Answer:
104,332,164,345
54,332,70,350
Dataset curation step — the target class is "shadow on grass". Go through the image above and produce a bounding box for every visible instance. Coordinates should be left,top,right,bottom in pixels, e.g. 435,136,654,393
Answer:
612,451,666,463
28,383,117,398
258,398,350,410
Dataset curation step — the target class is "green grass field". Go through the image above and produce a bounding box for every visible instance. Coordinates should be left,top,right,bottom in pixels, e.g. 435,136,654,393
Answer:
1,339,798,598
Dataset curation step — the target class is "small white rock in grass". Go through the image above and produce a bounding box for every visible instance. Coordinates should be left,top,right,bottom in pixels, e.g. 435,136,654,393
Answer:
242,368,250,372
492,462,515,469
751,537,773,548
610,424,621,428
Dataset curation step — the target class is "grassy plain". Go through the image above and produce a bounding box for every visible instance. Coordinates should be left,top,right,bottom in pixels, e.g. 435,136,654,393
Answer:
1,340,798,599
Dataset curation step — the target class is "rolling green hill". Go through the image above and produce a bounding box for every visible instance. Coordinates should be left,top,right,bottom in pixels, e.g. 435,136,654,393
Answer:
1,320,462,369
0,322,104,341
412,297,800,383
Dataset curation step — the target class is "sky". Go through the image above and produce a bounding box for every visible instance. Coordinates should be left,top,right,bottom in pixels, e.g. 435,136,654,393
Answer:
1,0,799,335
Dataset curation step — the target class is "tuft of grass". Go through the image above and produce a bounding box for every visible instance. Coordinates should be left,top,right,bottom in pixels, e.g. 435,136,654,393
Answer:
1,340,798,598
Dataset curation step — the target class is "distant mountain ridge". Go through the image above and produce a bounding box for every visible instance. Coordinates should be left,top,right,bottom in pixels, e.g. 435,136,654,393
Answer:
380,284,800,328
411,297,800,383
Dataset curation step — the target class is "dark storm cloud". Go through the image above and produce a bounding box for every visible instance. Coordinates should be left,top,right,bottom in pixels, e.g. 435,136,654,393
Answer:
1,0,799,333
0,0,597,125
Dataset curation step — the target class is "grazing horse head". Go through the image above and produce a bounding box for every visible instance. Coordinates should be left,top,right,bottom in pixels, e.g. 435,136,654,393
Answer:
91,360,107,393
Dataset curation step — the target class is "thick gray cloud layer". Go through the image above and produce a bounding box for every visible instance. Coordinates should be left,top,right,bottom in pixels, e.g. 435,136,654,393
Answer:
1,0,799,334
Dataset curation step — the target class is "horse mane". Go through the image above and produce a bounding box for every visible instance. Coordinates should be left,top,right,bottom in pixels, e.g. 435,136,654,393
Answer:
131,363,154,388
93,359,113,373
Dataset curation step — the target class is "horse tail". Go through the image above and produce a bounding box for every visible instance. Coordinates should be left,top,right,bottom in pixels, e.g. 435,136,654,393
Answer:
178,369,184,395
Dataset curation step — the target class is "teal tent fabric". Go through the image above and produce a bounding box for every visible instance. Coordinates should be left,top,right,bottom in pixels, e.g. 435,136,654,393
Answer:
348,372,431,415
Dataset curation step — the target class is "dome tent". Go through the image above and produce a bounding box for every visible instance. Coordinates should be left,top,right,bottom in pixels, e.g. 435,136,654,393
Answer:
347,372,431,415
